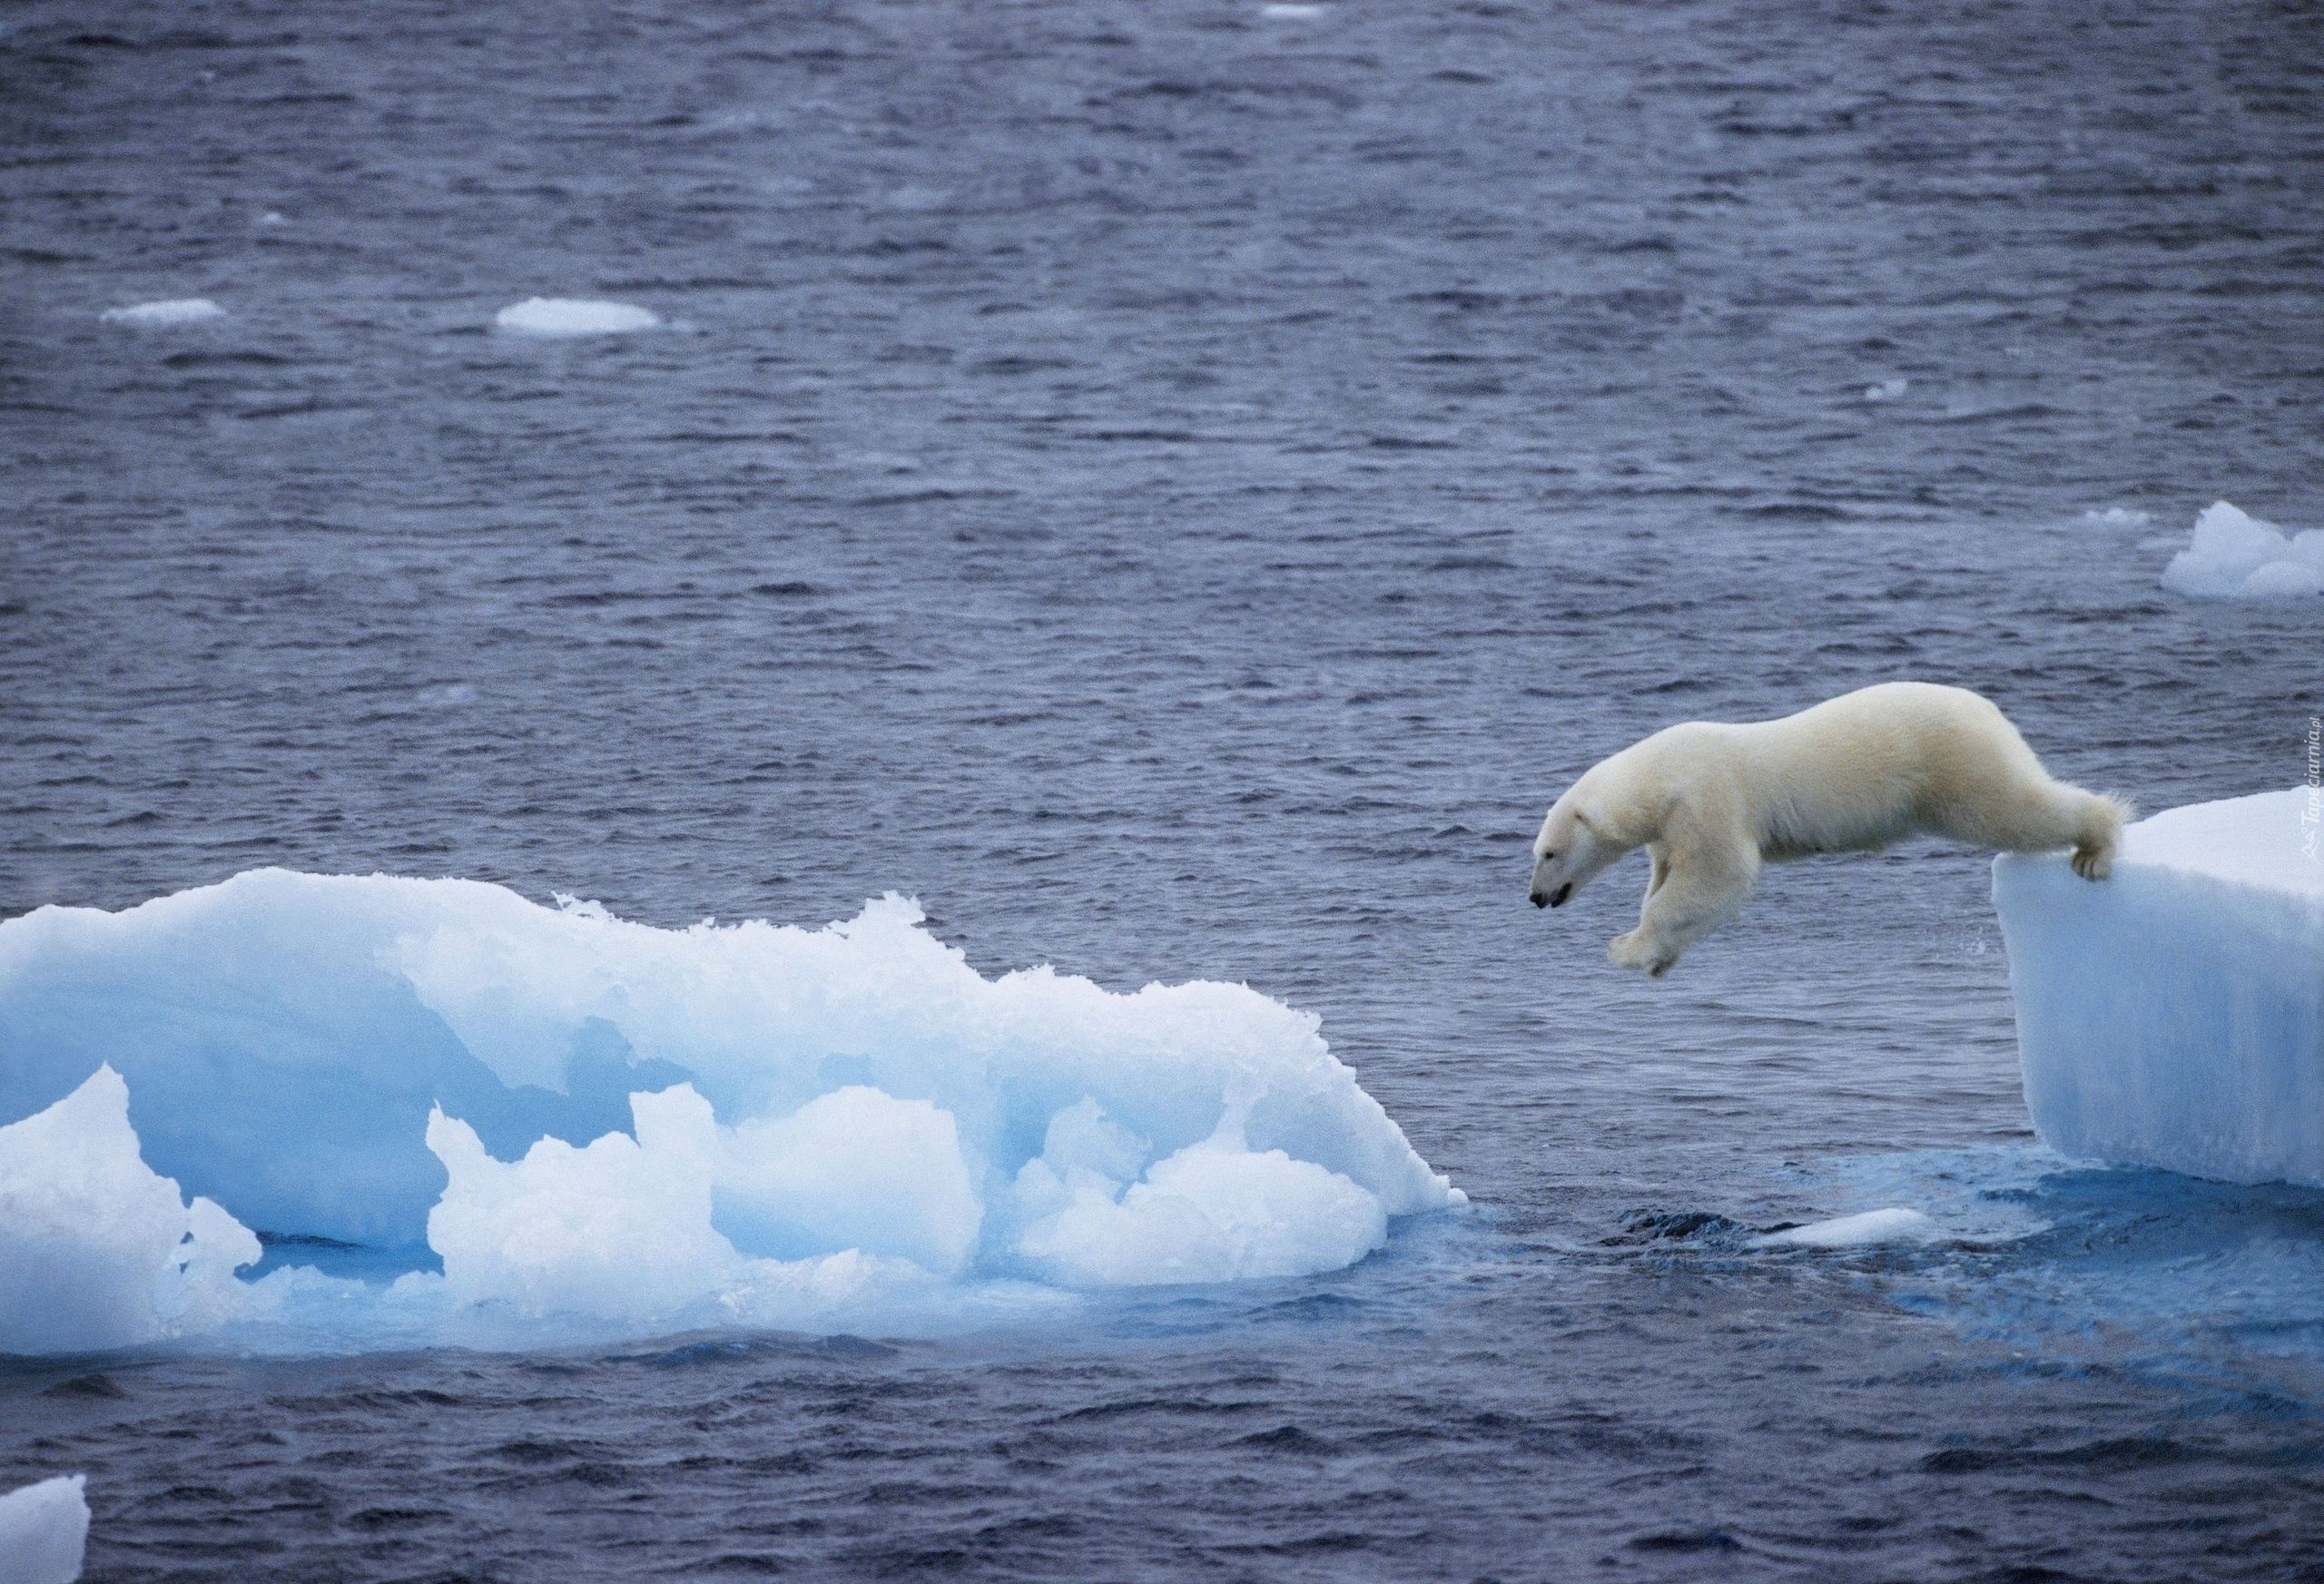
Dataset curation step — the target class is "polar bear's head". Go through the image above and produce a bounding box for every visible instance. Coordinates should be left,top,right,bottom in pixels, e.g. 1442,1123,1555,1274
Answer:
1529,791,1625,909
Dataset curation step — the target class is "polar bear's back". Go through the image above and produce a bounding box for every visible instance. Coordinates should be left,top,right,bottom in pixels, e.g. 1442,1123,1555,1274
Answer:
1773,680,2022,748
1728,683,2050,855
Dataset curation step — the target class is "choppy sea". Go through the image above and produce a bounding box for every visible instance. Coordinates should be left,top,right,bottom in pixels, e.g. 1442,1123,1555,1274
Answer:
5,1,2324,1577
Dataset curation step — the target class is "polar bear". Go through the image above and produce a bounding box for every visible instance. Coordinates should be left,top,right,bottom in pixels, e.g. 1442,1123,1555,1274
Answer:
1527,682,2129,978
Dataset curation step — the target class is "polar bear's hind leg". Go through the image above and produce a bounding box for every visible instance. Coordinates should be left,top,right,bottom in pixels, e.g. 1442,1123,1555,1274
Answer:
1933,774,2130,881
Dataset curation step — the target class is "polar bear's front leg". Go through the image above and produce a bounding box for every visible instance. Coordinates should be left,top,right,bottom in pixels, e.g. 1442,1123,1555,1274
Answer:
1612,847,1673,972
1610,831,1759,979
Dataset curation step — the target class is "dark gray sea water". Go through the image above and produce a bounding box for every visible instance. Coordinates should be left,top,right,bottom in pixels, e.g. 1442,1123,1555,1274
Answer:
6,1,2324,1578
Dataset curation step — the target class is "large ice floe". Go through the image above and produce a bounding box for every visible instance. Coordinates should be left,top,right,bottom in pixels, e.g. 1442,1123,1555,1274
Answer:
0,872,1458,1353
1994,788,2324,1186
2159,500,2324,598
0,1475,88,1584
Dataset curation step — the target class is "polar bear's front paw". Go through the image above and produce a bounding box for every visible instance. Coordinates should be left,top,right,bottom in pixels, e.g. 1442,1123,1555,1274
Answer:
2070,844,2112,881
1610,930,1677,977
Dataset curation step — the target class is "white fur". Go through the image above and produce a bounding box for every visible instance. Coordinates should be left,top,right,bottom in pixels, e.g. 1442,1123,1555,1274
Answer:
1527,683,2130,978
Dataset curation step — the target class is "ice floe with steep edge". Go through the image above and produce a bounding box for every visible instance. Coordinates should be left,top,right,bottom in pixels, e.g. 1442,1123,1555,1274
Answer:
1995,788,2324,1186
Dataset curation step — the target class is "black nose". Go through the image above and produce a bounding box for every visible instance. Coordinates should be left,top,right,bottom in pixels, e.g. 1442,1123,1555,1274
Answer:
1530,890,1548,909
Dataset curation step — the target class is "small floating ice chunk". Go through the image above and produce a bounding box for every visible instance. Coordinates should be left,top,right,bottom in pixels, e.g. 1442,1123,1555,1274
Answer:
98,299,225,328
2081,506,2151,526
1863,378,1908,401
0,1067,261,1354
1260,3,1327,15
1751,1207,1936,1249
2159,500,2324,599
494,297,660,337
1995,789,2324,1186
0,1475,88,1584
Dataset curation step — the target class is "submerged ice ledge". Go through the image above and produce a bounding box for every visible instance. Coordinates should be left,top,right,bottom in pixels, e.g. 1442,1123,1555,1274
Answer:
1750,1207,1937,1250
0,871,1459,1354
1995,788,2324,1186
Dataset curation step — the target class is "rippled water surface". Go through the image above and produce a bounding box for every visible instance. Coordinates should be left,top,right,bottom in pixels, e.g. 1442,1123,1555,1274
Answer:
6,0,2324,1578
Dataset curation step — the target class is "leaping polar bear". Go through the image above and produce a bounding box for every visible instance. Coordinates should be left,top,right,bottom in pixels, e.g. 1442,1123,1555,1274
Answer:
1527,682,2129,978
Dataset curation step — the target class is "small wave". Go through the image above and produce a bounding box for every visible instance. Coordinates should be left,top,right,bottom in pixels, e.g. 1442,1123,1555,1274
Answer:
1920,1435,2199,1474
158,349,291,369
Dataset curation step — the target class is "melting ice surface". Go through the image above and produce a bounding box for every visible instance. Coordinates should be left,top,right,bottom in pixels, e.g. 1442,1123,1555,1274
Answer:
2159,500,2324,598
1995,788,2324,1186
0,872,1459,1354
493,298,661,336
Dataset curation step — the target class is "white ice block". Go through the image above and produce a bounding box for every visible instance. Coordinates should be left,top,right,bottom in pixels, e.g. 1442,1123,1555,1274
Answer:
0,1474,88,1584
493,298,658,336
1994,787,2324,1186
98,299,224,328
